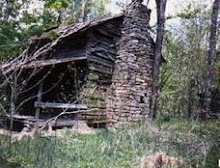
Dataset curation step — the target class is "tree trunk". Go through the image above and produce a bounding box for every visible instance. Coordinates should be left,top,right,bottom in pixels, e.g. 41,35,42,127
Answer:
9,77,16,146
3,0,14,22
150,0,167,118
202,0,219,119
80,0,87,22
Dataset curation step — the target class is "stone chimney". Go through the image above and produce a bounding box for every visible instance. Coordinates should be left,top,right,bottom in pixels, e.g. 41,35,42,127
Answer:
106,0,153,125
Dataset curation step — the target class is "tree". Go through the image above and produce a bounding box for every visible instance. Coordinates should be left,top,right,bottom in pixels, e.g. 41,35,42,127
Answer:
0,0,25,60
156,1,213,118
0,0,55,61
150,0,167,118
44,0,110,24
202,0,219,119
0,0,110,62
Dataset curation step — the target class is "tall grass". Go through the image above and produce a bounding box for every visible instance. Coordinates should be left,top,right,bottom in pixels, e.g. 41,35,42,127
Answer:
0,119,219,168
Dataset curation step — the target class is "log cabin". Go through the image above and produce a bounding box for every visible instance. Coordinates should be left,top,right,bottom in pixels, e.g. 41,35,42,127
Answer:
0,0,159,130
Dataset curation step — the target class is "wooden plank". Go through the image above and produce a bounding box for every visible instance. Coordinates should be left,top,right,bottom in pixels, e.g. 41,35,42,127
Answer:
6,114,35,120
89,57,114,68
23,56,87,69
91,51,115,62
38,120,78,127
89,64,113,75
34,102,88,110
24,119,82,127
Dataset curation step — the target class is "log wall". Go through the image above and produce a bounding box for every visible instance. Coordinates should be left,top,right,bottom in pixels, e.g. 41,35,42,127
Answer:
80,19,123,124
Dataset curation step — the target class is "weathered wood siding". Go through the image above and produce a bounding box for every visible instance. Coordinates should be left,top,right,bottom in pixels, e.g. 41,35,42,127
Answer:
80,19,123,124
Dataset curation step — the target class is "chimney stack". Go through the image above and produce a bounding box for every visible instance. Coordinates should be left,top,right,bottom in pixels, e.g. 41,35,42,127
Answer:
107,1,153,125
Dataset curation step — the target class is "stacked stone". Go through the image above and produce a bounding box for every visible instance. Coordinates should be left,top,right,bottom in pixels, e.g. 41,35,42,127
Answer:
106,0,153,125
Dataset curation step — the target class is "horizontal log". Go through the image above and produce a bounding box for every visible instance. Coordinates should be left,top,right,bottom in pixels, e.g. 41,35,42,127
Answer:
24,119,81,127
39,120,77,127
90,52,115,62
6,114,35,120
88,59,114,69
23,56,87,69
89,65,113,75
90,46,116,55
35,102,88,110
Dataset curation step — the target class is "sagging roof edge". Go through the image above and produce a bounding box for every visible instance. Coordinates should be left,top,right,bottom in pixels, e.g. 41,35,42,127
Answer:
30,13,125,44
0,14,124,74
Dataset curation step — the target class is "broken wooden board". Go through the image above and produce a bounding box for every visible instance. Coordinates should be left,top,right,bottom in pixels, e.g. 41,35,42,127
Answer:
6,114,35,120
23,56,87,69
34,102,88,110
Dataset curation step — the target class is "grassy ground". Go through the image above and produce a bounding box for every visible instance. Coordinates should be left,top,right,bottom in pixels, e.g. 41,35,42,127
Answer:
0,119,219,168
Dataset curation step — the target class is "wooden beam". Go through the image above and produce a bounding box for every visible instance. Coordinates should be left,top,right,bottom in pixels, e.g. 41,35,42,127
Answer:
23,119,84,127
34,102,88,110
23,56,87,69
6,114,35,120
35,82,44,130
37,120,79,127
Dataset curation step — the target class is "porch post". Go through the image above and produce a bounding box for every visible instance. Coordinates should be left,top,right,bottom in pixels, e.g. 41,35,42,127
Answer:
34,82,44,131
